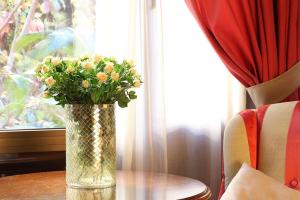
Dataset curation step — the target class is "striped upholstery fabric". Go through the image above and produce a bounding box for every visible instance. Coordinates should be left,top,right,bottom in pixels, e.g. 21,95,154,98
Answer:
224,101,300,191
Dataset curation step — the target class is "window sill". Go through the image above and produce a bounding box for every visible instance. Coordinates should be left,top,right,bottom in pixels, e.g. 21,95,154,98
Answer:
0,151,66,177
0,129,65,153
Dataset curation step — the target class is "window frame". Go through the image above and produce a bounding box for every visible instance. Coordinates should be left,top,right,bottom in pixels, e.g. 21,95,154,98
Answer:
0,129,65,154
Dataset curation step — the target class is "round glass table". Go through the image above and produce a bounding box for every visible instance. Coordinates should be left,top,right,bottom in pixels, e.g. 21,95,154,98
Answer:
0,170,211,200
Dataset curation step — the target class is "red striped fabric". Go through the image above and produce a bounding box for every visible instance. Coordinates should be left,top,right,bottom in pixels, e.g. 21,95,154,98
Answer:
239,110,258,168
238,106,269,169
285,102,300,191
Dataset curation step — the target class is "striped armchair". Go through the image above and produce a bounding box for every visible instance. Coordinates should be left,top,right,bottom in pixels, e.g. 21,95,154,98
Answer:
224,101,300,191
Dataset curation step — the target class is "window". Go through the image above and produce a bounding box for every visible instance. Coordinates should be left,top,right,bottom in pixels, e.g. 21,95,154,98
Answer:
0,0,93,130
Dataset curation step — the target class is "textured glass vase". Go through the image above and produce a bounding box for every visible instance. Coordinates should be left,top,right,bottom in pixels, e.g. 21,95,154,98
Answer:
65,104,116,188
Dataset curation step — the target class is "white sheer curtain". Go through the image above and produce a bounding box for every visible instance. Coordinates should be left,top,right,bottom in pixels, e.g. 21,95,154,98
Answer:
94,0,245,199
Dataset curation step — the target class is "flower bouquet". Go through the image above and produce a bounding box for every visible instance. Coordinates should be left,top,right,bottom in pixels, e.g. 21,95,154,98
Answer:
35,54,142,188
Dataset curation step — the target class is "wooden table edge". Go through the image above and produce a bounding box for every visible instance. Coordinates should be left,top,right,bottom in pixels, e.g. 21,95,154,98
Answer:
183,186,211,200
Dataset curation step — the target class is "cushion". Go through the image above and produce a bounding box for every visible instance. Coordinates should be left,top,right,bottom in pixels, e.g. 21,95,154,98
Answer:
221,163,300,200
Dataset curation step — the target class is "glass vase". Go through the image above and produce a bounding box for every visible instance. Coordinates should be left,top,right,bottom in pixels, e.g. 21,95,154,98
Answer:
65,104,116,188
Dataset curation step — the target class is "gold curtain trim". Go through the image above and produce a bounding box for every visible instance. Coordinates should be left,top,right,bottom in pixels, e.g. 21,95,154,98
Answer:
246,60,300,107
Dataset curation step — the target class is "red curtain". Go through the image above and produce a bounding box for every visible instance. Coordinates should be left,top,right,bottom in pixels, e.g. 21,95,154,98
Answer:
185,0,300,101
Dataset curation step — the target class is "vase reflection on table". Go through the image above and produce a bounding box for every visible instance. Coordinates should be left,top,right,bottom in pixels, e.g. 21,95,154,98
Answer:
66,187,116,200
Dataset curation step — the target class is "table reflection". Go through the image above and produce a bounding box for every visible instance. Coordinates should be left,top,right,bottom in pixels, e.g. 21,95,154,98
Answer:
65,171,202,200
66,184,167,200
0,170,209,200
66,172,168,200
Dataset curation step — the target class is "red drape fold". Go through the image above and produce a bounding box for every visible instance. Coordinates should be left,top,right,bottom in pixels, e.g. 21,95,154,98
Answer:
185,0,300,101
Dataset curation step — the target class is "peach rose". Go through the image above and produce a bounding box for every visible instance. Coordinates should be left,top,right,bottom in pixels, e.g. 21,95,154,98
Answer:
111,71,119,81
126,59,135,66
82,80,90,88
96,72,108,82
104,62,114,73
41,65,50,73
129,68,137,75
82,61,93,70
133,79,141,88
43,91,50,98
94,54,102,63
66,66,75,73
51,57,61,66
45,76,56,87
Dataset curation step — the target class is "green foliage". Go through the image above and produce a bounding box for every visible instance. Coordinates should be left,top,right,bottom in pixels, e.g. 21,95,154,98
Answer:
30,28,77,59
3,75,32,103
35,55,142,107
0,0,74,129
15,32,47,52
91,89,101,104
16,28,81,60
0,103,24,119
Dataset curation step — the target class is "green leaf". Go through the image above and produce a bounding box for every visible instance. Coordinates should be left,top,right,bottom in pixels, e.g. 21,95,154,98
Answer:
117,91,130,108
10,74,33,88
0,103,24,117
25,28,85,60
117,100,128,108
3,75,32,103
15,32,47,52
91,89,101,103
128,91,137,99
